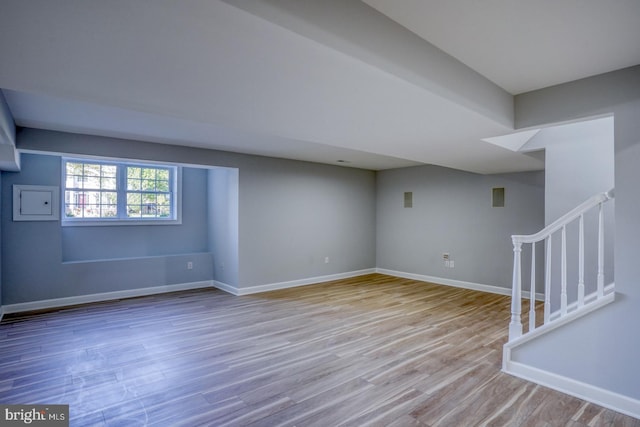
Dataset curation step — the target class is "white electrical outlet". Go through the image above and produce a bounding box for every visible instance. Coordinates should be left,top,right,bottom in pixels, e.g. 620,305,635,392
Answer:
187,261,193,270
324,257,330,264
445,260,450,268
450,260,455,268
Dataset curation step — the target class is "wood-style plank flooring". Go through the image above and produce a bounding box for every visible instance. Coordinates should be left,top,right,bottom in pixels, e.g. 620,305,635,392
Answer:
0,274,637,426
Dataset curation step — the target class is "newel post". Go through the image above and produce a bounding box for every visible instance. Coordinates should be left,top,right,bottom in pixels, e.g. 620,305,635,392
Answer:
509,239,523,341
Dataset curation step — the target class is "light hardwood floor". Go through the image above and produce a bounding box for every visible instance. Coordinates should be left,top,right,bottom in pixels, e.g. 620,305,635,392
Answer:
0,274,637,426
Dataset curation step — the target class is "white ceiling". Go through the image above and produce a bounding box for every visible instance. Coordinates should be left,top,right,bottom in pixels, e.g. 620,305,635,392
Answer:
362,0,640,95
0,0,638,173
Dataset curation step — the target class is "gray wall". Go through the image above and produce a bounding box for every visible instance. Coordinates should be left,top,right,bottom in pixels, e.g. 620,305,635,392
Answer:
523,117,615,309
208,167,239,287
238,156,376,287
376,164,544,290
511,66,640,400
1,153,213,304
62,167,210,262
12,128,377,294
0,90,15,146
0,90,19,171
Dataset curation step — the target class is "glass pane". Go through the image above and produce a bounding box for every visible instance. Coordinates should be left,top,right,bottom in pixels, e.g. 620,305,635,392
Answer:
127,206,141,217
83,204,100,218
127,193,141,205
102,165,117,177
84,175,101,189
142,194,156,205
101,177,116,190
66,162,83,175
85,191,101,204
141,168,157,180
157,169,169,180
158,206,170,217
156,180,169,192
128,167,141,179
142,179,156,191
65,203,78,218
127,178,141,191
84,163,100,177
66,175,80,188
102,205,117,217
101,192,117,204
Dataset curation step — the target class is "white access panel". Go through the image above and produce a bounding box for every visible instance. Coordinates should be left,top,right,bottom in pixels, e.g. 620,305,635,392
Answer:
13,185,60,221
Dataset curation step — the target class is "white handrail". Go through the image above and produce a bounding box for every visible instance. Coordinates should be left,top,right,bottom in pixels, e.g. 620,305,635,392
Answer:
508,189,614,341
512,189,613,245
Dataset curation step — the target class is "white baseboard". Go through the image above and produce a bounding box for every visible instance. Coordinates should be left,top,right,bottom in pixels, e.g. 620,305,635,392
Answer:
503,360,640,420
375,268,545,301
212,280,240,296
214,268,377,296
1,280,215,315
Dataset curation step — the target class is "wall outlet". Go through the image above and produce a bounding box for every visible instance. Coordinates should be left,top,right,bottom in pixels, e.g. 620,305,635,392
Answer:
187,261,193,270
449,260,455,268
445,260,450,268
324,257,330,264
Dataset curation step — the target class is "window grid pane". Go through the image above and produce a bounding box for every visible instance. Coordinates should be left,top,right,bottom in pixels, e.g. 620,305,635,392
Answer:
64,160,175,222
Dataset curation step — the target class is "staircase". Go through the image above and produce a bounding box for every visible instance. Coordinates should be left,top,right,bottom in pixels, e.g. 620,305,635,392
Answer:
497,190,640,417
503,189,615,358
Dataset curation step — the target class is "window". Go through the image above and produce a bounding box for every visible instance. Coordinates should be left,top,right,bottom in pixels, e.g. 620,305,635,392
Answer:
63,158,180,225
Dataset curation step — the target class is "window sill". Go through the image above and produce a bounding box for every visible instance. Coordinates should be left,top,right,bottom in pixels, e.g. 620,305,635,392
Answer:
61,218,182,227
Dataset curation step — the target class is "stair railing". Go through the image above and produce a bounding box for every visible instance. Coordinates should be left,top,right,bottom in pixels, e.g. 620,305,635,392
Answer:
508,189,614,341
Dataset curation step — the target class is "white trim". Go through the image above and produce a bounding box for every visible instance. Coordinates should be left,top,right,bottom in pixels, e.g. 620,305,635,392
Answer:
212,280,240,296
1,280,214,315
503,360,640,420
548,283,615,322
375,268,545,301
504,291,615,349
214,269,376,296
60,157,182,226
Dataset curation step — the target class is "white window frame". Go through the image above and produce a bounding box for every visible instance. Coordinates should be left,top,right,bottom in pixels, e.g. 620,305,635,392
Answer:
61,157,182,226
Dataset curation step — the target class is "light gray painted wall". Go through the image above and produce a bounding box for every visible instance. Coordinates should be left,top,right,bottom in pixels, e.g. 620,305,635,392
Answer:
1,153,213,304
0,90,15,146
376,165,544,290
208,167,239,287
523,118,615,310
238,156,376,287
62,167,209,261
15,128,376,291
511,68,640,400
0,90,19,171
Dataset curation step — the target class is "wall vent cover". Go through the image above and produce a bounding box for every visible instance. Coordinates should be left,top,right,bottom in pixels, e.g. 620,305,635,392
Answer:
492,187,505,207
404,192,413,208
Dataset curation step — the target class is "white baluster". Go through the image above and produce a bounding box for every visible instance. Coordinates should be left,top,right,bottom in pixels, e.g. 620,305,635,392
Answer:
544,237,551,324
561,225,567,316
597,202,605,298
529,242,536,332
578,214,585,307
509,240,523,340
